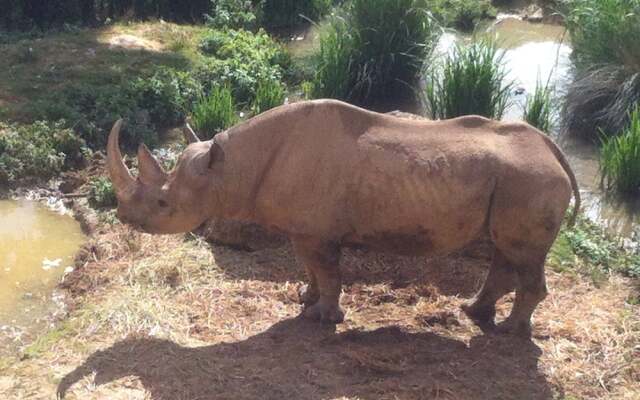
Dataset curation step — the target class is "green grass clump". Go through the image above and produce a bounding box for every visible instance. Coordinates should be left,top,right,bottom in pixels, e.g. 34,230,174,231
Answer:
191,87,238,139
564,0,640,70
88,176,117,209
562,0,640,139
0,121,86,184
427,0,497,31
600,107,640,195
252,79,285,114
310,0,439,106
425,39,513,119
523,79,554,133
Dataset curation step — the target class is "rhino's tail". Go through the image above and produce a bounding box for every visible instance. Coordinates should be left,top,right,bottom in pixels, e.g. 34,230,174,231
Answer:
541,134,581,227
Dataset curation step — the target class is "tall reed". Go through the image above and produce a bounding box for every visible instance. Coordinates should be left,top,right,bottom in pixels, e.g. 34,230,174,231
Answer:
600,106,640,194
425,39,513,120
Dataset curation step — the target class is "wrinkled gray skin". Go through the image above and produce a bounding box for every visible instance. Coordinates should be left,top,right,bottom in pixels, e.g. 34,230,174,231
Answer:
108,99,580,338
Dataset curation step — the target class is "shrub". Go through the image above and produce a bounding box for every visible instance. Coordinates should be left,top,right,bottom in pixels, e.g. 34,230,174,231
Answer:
29,68,201,149
311,0,439,106
88,176,117,209
252,79,285,114
524,79,554,133
197,28,287,104
599,107,640,195
261,0,332,29
191,86,238,139
424,39,513,120
562,0,640,139
427,0,497,31
205,0,258,31
0,121,86,184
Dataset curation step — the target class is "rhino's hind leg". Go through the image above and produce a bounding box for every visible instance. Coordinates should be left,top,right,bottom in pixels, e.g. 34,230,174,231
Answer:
496,259,547,338
462,249,517,331
292,238,344,323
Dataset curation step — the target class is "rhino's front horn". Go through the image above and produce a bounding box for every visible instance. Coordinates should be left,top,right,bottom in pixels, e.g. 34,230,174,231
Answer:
137,143,167,185
183,122,200,144
107,119,136,197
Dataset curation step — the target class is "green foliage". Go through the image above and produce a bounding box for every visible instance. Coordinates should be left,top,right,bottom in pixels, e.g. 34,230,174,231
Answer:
30,67,202,149
524,79,554,133
600,107,640,194
564,0,640,70
261,0,333,29
197,28,287,104
0,121,86,184
427,0,497,31
88,176,117,209
550,215,640,280
206,0,258,30
310,0,439,106
252,79,285,114
562,0,640,139
425,39,513,119
191,86,238,139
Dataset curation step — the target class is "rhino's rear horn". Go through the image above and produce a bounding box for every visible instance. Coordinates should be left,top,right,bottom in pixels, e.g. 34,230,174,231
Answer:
183,122,200,144
137,144,167,186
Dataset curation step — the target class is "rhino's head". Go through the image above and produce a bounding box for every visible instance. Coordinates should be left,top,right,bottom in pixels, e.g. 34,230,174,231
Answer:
107,120,222,234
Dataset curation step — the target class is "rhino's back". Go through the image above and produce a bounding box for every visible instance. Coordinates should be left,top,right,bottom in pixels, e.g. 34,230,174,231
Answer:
244,100,564,251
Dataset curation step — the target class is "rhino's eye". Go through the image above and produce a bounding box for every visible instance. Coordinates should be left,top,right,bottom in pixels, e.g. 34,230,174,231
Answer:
158,199,169,208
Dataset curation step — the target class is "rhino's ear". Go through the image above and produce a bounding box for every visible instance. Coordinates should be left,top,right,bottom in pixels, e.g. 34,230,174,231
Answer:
208,133,227,169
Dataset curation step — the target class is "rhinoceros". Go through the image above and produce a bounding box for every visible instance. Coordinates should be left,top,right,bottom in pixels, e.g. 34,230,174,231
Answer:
107,99,580,337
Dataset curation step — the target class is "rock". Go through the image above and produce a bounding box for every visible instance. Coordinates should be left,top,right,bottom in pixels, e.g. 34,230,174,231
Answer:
522,4,544,23
197,219,287,251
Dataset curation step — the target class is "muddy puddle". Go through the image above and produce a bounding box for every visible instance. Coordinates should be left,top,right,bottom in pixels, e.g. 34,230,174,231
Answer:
0,199,85,353
286,15,639,239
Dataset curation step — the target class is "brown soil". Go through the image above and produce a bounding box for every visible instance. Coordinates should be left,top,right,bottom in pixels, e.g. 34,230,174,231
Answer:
1,215,634,399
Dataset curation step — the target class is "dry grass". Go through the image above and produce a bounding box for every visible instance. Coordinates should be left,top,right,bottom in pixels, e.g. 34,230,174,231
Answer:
0,215,638,400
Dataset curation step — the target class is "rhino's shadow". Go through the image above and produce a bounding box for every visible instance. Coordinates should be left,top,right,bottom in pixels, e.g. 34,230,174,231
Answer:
209,241,492,298
58,317,552,400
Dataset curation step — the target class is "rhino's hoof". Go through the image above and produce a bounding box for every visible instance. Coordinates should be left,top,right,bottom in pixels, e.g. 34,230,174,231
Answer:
298,284,320,307
461,303,496,332
495,318,532,339
303,302,345,324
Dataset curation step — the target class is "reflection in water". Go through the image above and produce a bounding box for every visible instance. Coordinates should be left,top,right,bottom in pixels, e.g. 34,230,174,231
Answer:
0,200,85,336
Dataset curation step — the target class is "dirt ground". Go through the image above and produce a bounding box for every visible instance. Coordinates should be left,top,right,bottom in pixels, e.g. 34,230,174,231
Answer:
1,219,638,400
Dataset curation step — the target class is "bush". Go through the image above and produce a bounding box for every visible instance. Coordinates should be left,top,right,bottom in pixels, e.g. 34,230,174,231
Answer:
30,67,202,149
425,39,513,120
600,107,640,195
524,79,554,133
197,28,287,104
191,86,238,139
88,176,117,209
310,0,439,106
427,0,497,31
205,0,258,30
562,0,640,139
261,0,332,29
0,121,86,184
252,79,285,114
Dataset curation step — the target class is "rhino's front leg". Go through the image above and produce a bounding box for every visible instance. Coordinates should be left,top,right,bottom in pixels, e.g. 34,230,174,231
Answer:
292,237,344,323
